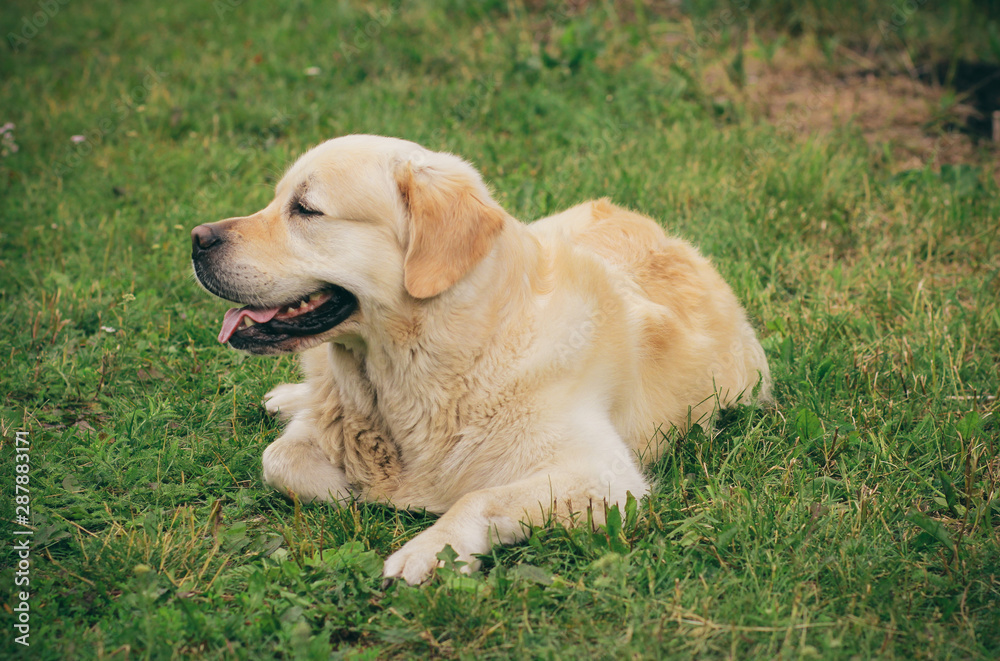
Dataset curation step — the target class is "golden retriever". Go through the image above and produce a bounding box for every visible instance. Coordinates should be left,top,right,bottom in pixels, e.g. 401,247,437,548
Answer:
191,134,771,584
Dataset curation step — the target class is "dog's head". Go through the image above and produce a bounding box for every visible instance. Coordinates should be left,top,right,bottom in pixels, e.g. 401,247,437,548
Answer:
191,135,509,355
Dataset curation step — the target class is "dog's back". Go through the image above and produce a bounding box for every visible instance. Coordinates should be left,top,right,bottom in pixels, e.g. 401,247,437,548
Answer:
531,199,771,453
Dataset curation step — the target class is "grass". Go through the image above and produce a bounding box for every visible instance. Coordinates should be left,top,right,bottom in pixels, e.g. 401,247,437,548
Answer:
2,0,999,658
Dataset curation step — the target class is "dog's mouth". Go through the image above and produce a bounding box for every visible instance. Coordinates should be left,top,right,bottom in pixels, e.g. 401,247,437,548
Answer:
217,285,358,352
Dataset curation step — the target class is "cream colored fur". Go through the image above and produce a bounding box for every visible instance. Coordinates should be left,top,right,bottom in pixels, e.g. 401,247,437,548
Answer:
198,134,771,585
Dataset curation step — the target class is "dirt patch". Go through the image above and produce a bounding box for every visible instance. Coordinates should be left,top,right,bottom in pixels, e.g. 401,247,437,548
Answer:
700,41,998,177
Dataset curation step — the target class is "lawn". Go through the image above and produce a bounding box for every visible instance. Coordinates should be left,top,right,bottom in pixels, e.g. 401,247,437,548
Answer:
1,0,999,658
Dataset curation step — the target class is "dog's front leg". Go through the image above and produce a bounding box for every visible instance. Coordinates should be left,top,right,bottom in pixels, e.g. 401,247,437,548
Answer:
262,417,353,503
263,383,311,420
382,447,648,585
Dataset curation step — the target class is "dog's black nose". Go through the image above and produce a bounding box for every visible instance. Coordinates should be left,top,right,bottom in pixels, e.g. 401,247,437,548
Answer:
191,224,222,254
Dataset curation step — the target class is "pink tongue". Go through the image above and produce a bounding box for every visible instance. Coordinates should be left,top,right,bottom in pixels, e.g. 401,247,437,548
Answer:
218,306,281,344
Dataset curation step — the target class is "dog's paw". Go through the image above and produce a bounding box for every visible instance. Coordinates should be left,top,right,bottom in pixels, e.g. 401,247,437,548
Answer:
263,383,309,418
262,438,352,503
382,529,482,585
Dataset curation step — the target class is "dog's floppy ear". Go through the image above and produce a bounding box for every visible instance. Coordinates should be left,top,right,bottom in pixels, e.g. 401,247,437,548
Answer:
396,153,507,299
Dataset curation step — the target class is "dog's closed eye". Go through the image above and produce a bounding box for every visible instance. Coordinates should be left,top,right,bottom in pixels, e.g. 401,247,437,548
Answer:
291,199,323,217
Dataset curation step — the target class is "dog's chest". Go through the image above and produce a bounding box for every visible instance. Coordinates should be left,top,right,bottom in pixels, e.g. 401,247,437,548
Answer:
328,335,542,504
339,410,402,500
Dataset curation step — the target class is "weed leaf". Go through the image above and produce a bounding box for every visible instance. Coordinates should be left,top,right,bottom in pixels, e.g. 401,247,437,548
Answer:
906,511,956,552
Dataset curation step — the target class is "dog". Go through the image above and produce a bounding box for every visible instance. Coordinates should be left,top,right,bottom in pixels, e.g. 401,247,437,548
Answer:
191,134,771,585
